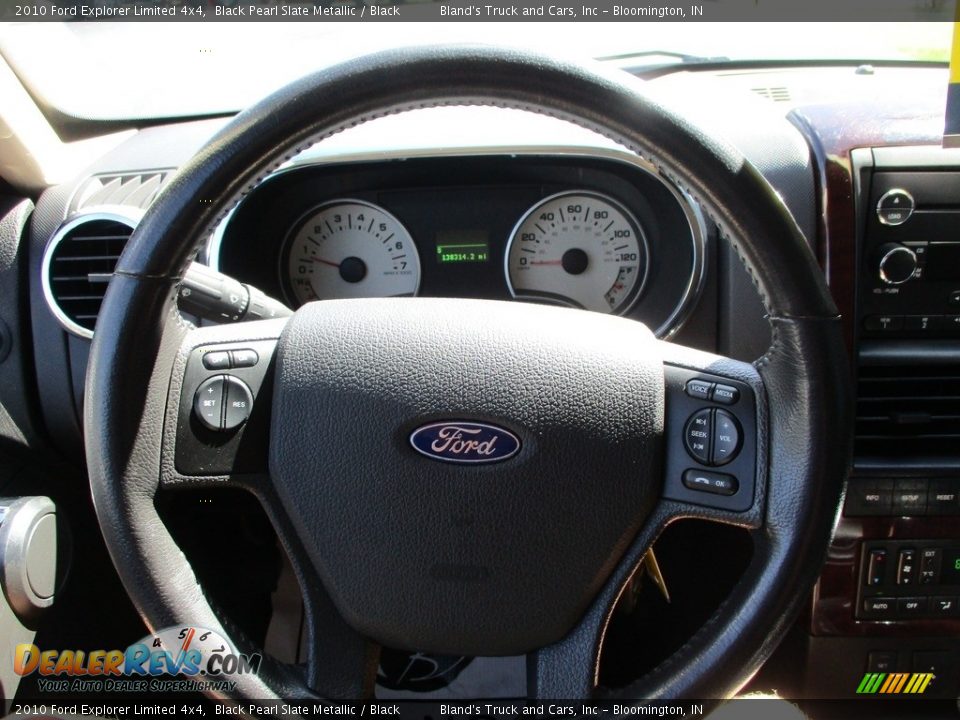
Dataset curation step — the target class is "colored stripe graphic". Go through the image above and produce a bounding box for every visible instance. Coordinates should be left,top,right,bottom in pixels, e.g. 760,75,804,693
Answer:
857,672,934,695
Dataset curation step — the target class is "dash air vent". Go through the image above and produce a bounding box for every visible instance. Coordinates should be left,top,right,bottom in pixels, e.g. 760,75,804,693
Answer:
855,364,960,464
42,212,137,338
750,86,791,103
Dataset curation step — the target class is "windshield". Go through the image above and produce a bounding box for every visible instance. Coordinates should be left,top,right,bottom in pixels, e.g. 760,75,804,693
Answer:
0,21,951,121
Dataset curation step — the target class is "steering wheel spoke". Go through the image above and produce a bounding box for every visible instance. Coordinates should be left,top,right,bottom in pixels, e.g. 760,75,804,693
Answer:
159,318,288,490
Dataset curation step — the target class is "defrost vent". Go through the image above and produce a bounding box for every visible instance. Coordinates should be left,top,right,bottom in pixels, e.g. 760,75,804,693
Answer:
71,171,170,213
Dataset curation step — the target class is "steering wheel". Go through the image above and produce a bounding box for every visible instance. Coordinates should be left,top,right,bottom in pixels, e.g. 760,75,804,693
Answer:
85,46,850,704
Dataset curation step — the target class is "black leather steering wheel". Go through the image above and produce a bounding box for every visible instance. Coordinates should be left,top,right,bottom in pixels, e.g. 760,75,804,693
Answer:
85,46,851,705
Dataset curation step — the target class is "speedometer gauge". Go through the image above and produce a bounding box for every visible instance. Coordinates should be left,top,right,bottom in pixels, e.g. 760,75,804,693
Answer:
505,191,649,314
283,200,420,305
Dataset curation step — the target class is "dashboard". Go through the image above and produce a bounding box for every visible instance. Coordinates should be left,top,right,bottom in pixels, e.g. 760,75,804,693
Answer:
2,61,958,705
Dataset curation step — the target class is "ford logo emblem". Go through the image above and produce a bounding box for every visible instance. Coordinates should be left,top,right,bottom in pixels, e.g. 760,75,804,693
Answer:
409,421,521,464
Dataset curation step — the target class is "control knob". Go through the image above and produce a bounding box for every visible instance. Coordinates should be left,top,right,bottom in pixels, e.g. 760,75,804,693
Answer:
877,243,918,286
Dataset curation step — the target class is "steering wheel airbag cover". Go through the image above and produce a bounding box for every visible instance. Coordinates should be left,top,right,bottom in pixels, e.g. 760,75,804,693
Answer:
270,298,663,655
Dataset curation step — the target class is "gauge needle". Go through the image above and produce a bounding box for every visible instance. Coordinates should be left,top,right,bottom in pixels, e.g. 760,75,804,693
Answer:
310,257,341,269
529,260,563,266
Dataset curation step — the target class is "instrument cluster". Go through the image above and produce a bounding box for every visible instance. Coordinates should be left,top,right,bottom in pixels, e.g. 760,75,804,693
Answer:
212,154,706,337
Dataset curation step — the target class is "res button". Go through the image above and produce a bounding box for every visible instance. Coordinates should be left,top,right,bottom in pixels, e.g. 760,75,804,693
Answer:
222,376,254,431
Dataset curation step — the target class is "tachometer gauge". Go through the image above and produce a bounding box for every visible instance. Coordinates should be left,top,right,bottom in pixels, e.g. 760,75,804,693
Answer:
505,191,649,314
283,200,420,305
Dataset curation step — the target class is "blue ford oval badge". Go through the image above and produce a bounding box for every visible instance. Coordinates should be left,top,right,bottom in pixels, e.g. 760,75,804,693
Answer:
409,421,521,464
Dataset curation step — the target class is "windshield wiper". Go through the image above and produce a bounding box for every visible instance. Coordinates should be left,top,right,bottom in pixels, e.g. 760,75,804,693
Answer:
597,49,731,69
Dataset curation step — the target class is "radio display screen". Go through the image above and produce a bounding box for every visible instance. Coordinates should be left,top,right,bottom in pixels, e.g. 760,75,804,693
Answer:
925,243,960,281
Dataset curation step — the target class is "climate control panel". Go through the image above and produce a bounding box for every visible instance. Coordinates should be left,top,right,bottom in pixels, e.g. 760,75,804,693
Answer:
857,539,960,621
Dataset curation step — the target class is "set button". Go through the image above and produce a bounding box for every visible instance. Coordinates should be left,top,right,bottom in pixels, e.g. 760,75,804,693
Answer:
683,408,742,466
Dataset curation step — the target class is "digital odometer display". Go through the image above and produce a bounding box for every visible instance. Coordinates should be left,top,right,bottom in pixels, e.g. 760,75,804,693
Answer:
436,230,490,264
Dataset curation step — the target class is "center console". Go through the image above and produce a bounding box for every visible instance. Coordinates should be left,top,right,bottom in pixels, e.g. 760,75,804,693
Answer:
806,145,960,700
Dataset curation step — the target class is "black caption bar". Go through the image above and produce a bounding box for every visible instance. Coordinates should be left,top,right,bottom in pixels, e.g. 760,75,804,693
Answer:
1,0,956,22
6,698,959,719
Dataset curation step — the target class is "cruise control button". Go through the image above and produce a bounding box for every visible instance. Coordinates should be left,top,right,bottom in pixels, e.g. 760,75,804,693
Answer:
194,376,226,431
684,409,712,465
711,384,739,405
685,379,713,401
712,410,741,466
682,469,738,496
202,351,231,370
231,348,260,368
222,376,254,431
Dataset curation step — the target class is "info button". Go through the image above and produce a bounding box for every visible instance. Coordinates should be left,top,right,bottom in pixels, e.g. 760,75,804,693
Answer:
844,479,893,517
